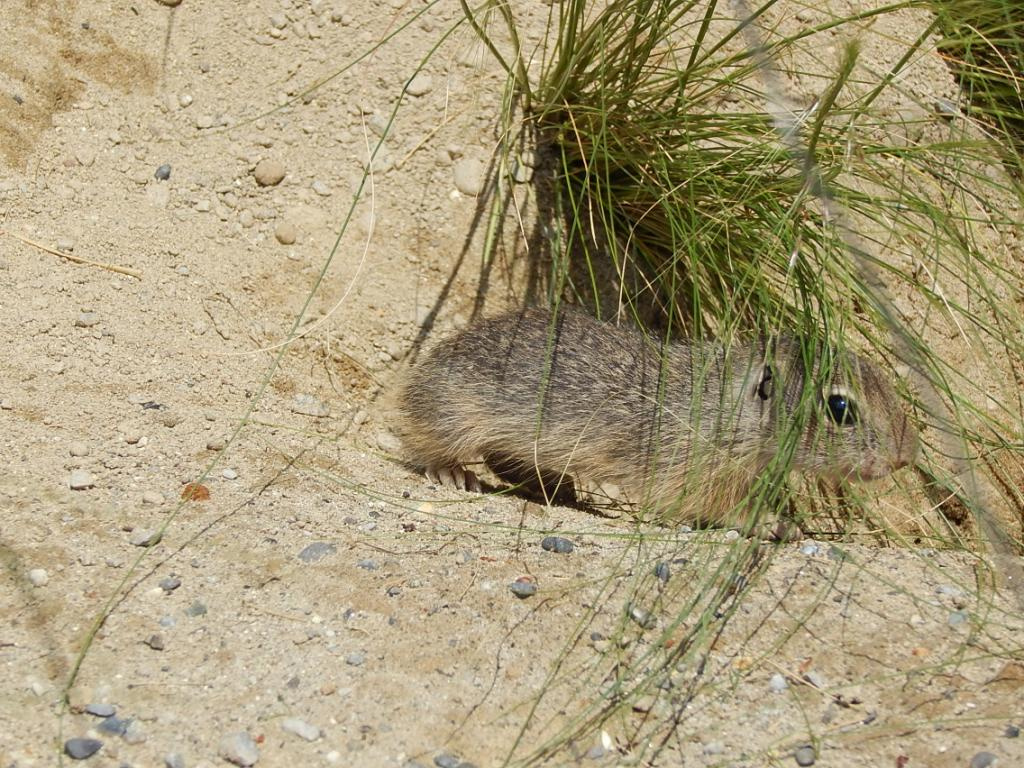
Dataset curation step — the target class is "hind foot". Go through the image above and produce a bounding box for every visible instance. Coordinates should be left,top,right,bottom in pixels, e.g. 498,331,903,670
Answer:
425,464,482,493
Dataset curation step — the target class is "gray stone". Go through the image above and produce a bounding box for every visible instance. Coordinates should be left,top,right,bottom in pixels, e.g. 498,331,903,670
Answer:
509,578,537,599
969,752,998,768
298,542,336,563
291,393,329,417
130,528,162,547
28,568,49,587
794,744,816,765
540,536,574,554
85,702,115,717
64,738,103,759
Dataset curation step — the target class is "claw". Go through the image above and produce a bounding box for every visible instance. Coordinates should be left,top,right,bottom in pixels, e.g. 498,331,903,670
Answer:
425,464,481,494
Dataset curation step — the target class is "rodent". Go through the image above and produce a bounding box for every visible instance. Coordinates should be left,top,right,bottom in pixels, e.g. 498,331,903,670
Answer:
397,307,919,525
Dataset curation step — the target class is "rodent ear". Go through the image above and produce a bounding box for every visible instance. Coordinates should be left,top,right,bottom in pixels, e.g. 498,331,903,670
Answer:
825,386,859,426
756,365,774,401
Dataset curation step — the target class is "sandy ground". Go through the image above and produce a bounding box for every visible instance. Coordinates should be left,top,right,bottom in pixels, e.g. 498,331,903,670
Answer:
2,1,1022,767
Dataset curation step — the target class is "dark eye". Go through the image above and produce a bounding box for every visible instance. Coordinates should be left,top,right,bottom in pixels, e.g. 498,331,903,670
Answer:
826,393,858,425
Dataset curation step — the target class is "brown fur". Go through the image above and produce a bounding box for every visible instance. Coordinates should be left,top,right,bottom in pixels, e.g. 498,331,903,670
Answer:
397,307,919,525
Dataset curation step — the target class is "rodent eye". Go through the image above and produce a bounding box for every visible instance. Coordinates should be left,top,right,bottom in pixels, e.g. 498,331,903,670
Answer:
826,393,858,426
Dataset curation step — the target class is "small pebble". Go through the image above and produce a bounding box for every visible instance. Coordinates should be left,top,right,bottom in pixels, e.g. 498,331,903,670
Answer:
357,559,378,570
281,717,321,742
206,437,226,451
123,719,147,744
769,673,789,693
628,604,656,629
222,468,238,480
185,601,207,617
969,752,998,768
540,536,574,554
130,528,162,547
345,651,366,666
219,731,260,767
405,74,434,96
311,179,331,196
154,164,172,180
75,146,96,167
452,157,485,196
64,738,103,760
799,541,821,556
142,491,165,505
702,741,724,755
298,542,336,563
28,568,49,587
69,442,90,457
1006,724,1021,738
584,744,605,760
85,702,115,717
291,393,330,418
159,576,182,592
948,610,969,626
275,221,297,245
509,577,537,599
934,98,959,119
654,562,670,583
145,634,165,650
434,755,460,768
98,716,130,735
75,311,99,328
164,752,186,768
253,159,286,187
69,470,94,490
794,745,816,766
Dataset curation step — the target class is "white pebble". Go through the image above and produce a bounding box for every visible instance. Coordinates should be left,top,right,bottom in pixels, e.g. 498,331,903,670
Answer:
311,180,331,197
452,157,485,196
291,394,330,418
281,717,321,742
219,732,260,767
69,442,90,457
69,470,94,490
28,568,49,587
141,491,165,505
405,74,433,97
130,528,163,548
222,468,238,480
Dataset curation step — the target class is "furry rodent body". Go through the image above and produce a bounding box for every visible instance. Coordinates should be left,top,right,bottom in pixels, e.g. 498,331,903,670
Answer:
398,307,918,524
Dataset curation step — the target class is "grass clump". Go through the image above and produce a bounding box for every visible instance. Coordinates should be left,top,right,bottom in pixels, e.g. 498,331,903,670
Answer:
454,0,1024,762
